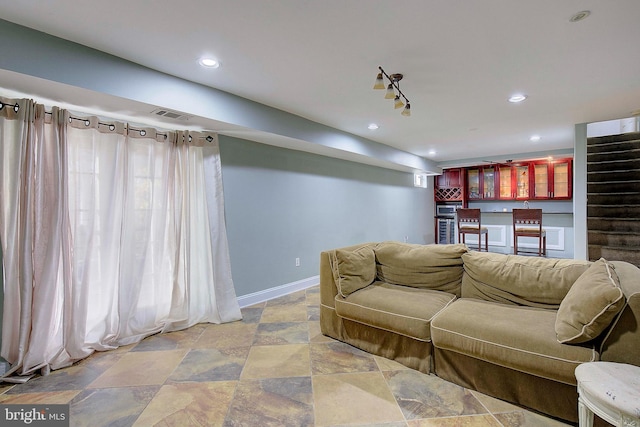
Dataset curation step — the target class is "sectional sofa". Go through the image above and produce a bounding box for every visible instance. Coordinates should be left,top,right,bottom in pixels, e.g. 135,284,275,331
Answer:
319,241,640,423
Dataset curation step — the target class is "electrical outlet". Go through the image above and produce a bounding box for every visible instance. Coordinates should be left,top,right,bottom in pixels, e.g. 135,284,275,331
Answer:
295,257,300,267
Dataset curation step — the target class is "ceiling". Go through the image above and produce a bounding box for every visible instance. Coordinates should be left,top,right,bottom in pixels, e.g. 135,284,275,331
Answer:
0,0,639,165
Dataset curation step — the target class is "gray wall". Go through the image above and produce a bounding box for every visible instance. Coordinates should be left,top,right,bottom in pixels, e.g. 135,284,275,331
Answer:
219,135,434,297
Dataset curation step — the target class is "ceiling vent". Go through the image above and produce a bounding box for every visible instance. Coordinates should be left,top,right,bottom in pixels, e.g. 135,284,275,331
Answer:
150,108,193,120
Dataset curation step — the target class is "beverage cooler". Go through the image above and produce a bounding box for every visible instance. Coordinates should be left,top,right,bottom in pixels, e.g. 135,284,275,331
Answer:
435,203,461,244
437,218,456,244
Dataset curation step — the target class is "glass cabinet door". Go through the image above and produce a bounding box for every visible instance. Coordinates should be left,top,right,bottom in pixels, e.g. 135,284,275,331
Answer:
553,161,570,198
483,167,495,199
467,169,481,199
499,166,513,199
533,163,549,198
515,165,529,199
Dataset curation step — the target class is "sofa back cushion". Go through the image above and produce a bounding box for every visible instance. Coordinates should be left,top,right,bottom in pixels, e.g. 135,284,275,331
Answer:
331,244,377,297
555,258,625,344
461,251,591,308
375,241,467,296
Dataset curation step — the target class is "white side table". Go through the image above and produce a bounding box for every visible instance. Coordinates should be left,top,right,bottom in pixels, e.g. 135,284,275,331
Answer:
575,362,640,427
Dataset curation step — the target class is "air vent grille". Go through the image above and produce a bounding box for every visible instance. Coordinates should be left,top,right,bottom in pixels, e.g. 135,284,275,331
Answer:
150,108,193,120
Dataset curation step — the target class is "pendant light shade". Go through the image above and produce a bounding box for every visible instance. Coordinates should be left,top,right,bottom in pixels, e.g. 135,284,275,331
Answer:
384,84,395,99
401,103,411,116
373,73,385,89
394,96,404,109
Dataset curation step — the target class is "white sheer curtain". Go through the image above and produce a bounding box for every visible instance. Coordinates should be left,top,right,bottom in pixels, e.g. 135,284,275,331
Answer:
0,97,241,377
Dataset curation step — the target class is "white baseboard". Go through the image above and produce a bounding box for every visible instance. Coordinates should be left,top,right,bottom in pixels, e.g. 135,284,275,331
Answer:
237,275,320,308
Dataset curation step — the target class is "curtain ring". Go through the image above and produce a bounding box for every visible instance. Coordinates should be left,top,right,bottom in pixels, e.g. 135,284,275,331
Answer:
84,120,90,126
109,124,115,131
206,136,213,142
13,103,19,113
140,130,146,136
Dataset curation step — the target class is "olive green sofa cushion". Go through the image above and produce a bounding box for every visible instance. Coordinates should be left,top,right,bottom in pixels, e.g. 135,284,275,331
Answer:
330,244,377,297
461,251,591,308
431,298,598,385
556,258,625,344
335,281,456,341
375,241,467,296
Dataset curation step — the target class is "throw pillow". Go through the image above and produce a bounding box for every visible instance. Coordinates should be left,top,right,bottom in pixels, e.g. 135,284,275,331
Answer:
332,246,376,297
555,258,625,344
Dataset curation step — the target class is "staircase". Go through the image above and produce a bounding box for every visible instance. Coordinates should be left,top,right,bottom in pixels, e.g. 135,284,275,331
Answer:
587,132,640,266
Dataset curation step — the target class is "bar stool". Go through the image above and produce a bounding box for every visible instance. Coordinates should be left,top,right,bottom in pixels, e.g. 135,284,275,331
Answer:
457,208,488,251
512,208,546,256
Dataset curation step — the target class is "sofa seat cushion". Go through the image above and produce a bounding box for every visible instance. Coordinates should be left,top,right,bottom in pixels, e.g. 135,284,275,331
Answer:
334,281,456,341
431,299,598,385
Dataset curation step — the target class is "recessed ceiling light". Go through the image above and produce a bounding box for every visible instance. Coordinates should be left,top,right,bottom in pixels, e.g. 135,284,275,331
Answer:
199,57,220,68
530,135,541,142
508,94,528,103
368,123,379,130
569,10,591,23
428,150,436,156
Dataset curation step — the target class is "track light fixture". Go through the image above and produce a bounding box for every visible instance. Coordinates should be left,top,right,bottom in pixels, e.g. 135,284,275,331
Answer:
373,66,411,116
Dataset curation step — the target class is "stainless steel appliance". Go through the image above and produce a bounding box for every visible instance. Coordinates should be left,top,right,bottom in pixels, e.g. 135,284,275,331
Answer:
437,217,456,244
435,203,462,244
436,204,461,217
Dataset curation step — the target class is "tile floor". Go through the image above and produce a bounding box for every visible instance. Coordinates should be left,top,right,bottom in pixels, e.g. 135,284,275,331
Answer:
0,286,576,426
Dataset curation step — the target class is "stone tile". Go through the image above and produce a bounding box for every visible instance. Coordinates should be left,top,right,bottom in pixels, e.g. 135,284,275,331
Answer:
173,324,209,349
384,370,488,420
224,377,314,427
305,288,320,306
6,358,114,394
342,423,408,427
134,381,237,426
88,349,187,388
493,411,574,427
130,333,179,352
240,306,264,324
241,344,311,380
168,347,249,382
312,371,405,426
308,321,335,344
260,303,308,323
407,415,502,426
470,390,523,414
0,390,80,404
310,341,378,375
193,322,257,349
266,290,307,307
69,385,159,427
375,355,411,372
253,322,309,345
307,305,320,321
76,349,124,372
